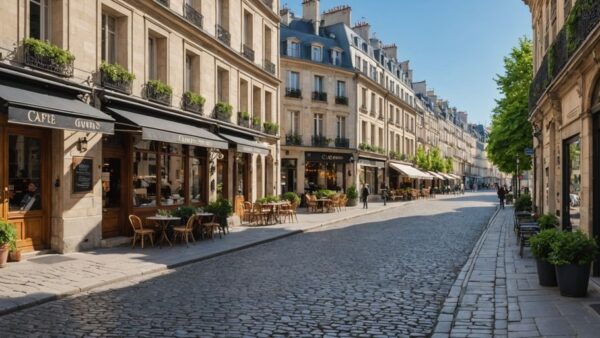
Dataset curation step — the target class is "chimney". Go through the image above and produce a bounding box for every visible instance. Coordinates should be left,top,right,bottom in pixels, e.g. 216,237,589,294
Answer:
352,21,370,41
382,44,397,60
302,0,320,34
280,8,293,25
322,5,352,27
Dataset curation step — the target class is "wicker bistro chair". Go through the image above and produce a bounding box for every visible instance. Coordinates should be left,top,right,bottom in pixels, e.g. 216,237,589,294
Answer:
128,215,155,249
280,201,299,223
173,215,197,247
242,201,254,224
339,194,348,210
201,215,220,240
329,195,341,212
306,194,318,213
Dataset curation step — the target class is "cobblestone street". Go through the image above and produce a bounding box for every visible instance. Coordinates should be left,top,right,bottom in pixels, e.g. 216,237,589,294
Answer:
0,193,497,337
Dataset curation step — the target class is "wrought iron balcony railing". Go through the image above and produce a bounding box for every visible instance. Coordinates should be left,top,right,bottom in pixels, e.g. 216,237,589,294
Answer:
312,91,327,102
242,44,255,62
285,88,302,98
237,112,251,128
183,3,203,29
216,24,231,46
101,70,132,94
146,84,172,106
334,137,350,148
286,133,302,146
311,135,331,147
335,96,348,105
182,95,203,115
529,0,600,112
24,44,74,77
155,0,169,7
263,59,276,75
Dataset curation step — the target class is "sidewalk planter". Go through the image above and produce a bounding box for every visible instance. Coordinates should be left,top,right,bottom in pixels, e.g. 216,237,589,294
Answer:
548,231,598,297
0,221,17,268
529,229,560,286
346,185,358,207
8,250,22,263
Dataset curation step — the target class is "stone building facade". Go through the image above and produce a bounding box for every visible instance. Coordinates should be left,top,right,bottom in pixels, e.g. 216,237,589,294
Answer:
523,0,600,274
0,0,280,253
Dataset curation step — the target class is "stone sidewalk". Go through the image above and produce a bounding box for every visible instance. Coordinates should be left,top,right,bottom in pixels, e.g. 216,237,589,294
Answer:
1,194,461,317
433,206,600,338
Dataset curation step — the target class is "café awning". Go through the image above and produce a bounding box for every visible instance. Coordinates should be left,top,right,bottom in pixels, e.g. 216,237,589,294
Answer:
438,173,455,180
220,133,270,155
107,107,228,149
428,171,446,180
389,163,433,180
448,173,462,180
0,81,114,134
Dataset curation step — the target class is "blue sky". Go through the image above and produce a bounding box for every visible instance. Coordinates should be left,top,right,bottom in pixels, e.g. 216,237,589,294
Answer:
286,0,531,125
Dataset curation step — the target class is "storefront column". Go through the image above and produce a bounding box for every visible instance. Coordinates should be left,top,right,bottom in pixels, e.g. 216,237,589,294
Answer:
581,110,593,235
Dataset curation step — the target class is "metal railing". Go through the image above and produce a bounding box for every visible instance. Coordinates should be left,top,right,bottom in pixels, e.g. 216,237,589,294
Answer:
263,59,276,74
242,44,255,62
100,70,132,94
24,44,74,77
183,3,203,29
334,138,350,148
286,133,302,146
335,96,348,105
311,135,330,147
155,0,169,7
216,24,231,46
312,91,327,102
182,95,203,114
146,84,172,106
285,88,302,98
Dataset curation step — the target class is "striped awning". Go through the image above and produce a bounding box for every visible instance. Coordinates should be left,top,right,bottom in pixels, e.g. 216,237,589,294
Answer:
389,163,433,180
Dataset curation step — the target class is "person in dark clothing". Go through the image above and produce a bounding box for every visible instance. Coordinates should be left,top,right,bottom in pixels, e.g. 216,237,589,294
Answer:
361,183,370,209
497,186,506,209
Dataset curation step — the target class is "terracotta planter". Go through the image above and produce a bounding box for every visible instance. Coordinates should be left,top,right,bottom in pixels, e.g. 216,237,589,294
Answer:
555,263,591,297
0,243,9,268
8,250,22,262
535,259,557,286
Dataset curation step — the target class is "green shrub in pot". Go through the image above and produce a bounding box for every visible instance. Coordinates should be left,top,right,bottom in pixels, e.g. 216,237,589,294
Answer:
536,213,559,230
0,221,17,268
529,229,560,286
282,192,300,205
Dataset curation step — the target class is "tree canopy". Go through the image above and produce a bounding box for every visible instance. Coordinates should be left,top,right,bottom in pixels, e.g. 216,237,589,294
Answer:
487,37,533,174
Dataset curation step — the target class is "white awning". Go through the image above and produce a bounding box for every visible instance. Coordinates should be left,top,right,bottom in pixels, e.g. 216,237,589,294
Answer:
448,174,462,180
389,163,433,180
428,171,446,180
438,173,454,180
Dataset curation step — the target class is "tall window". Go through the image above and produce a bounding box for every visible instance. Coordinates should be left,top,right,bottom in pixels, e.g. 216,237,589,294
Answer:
185,54,193,92
290,111,300,134
336,81,346,97
336,116,346,138
362,121,368,143
355,55,360,68
361,88,367,109
29,0,50,41
332,50,342,66
313,114,324,136
217,67,229,102
311,45,322,62
314,75,324,93
287,41,300,57
148,36,157,80
370,124,375,145
370,93,376,114
362,60,368,74
287,71,300,90
101,14,117,64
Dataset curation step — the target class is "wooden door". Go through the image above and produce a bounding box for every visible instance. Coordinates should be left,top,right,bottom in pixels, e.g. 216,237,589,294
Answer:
102,155,126,238
4,126,50,252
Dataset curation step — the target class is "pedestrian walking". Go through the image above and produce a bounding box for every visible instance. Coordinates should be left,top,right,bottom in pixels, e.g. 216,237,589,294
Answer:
497,186,506,209
361,183,370,209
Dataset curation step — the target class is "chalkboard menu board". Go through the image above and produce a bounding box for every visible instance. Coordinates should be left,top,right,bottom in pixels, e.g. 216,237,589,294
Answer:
73,157,93,193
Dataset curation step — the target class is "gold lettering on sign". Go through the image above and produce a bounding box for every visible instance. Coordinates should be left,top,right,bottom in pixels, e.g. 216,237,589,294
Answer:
28,110,56,125
74,118,101,131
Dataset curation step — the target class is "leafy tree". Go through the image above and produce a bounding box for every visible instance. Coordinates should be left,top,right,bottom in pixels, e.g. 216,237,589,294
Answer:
430,147,445,172
415,146,431,170
487,37,533,174
444,157,454,173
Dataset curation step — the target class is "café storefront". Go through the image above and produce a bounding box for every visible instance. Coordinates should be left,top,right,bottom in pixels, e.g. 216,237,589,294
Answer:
357,157,386,195
304,152,353,193
0,76,115,253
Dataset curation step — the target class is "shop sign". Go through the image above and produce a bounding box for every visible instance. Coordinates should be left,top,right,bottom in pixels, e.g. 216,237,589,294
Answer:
8,106,114,134
72,157,94,193
358,158,385,168
305,152,352,163
142,128,228,149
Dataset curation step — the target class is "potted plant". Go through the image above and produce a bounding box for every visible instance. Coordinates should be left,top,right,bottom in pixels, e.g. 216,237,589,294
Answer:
100,61,135,93
537,213,559,230
514,193,532,212
9,248,22,263
346,186,358,206
171,205,197,225
529,229,560,286
182,91,205,113
0,220,17,268
548,231,599,297
505,193,514,205
282,192,301,205
252,116,262,131
204,198,233,227
214,102,233,121
146,79,173,105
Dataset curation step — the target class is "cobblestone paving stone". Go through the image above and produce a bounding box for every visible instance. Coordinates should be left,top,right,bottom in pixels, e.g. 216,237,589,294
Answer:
0,194,496,337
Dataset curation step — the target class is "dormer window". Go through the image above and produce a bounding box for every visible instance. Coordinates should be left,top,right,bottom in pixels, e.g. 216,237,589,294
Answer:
287,39,301,57
311,45,323,62
331,48,342,66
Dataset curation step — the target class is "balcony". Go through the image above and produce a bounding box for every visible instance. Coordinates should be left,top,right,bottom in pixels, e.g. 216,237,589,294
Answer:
263,59,276,75
237,112,250,128
286,133,302,146
216,24,231,46
242,44,255,62
146,81,172,106
155,0,169,7
23,40,74,77
312,91,327,102
334,137,350,148
182,94,204,115
311,135,331,147
285,88,302,98
100,69,132,95
335,96,348,105
183,3,203,29
530,0,600,112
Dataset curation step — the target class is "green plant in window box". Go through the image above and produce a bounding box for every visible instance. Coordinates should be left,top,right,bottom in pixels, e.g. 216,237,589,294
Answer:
252,116,262,126
215,102,233,117
183,91,206,107
24,38,75,65
263,121,279,134
240,111,250,120
147,80,173,96
100,61,135,83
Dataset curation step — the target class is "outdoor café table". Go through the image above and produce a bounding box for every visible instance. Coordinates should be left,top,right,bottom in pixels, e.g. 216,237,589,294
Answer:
263,202,287,224
146,216,181,248
316,198,332,213
518,222,540,257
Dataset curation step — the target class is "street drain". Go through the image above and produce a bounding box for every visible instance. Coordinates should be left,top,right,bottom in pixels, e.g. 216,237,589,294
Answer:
590,304,600,316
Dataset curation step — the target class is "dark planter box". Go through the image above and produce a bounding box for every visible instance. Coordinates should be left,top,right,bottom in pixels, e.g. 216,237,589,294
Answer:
555,263,591,297
535,259,557,287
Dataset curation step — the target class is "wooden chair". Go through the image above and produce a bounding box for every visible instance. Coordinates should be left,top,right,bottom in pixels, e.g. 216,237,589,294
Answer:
280,201,298,223
339,194,348,210
242,201,253,224
128,215,154,249
330,195,341,212
173,215,196,247
306,194,317,213
201,215,220,240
